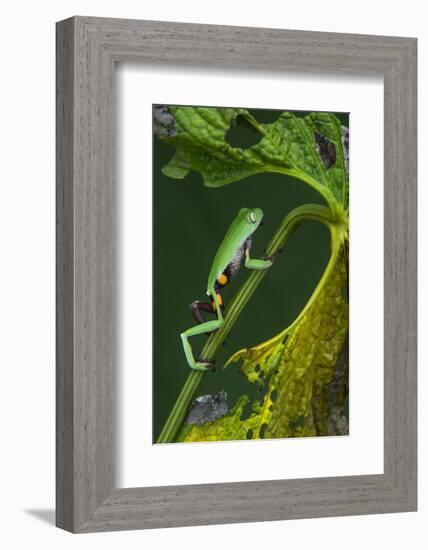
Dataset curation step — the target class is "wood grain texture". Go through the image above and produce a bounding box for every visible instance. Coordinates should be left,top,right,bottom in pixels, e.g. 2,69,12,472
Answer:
56,17,75,532
56,16,417,533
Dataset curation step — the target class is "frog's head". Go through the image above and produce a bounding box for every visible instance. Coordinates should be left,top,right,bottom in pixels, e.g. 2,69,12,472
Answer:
236,207,264,238
245,207,264,230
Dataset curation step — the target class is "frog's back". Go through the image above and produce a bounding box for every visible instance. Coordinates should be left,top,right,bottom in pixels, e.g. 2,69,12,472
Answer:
206,210,252,294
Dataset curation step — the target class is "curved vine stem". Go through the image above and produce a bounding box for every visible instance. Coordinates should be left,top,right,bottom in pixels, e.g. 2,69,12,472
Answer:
156,203,339,443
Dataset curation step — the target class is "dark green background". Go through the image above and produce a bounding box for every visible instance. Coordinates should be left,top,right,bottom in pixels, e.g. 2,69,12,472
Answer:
153,108,349,441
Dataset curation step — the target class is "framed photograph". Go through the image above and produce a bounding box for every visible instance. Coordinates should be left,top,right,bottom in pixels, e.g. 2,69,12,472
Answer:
56,16,417,532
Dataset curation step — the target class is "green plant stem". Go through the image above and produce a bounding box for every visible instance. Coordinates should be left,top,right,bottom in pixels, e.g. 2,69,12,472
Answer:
156,204,337,443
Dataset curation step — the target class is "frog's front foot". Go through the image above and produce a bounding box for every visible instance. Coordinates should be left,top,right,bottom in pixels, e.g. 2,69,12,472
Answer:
192,358,216,372
262,247,283,262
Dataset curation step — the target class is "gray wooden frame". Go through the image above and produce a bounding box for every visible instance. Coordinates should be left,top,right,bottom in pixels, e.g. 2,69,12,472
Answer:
56,16,417,533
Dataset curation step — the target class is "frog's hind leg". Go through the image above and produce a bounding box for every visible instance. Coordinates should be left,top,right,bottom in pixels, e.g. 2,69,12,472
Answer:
190,301,214,325
180,319,222,372
181,288,225,372
190,300,225,326
190,281,225,329
210,288,225,323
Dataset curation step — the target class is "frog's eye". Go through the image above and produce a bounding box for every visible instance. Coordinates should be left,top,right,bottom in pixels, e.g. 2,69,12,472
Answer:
248,212,257,224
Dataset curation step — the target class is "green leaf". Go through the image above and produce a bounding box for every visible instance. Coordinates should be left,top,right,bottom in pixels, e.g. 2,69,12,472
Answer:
161,106,349,209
